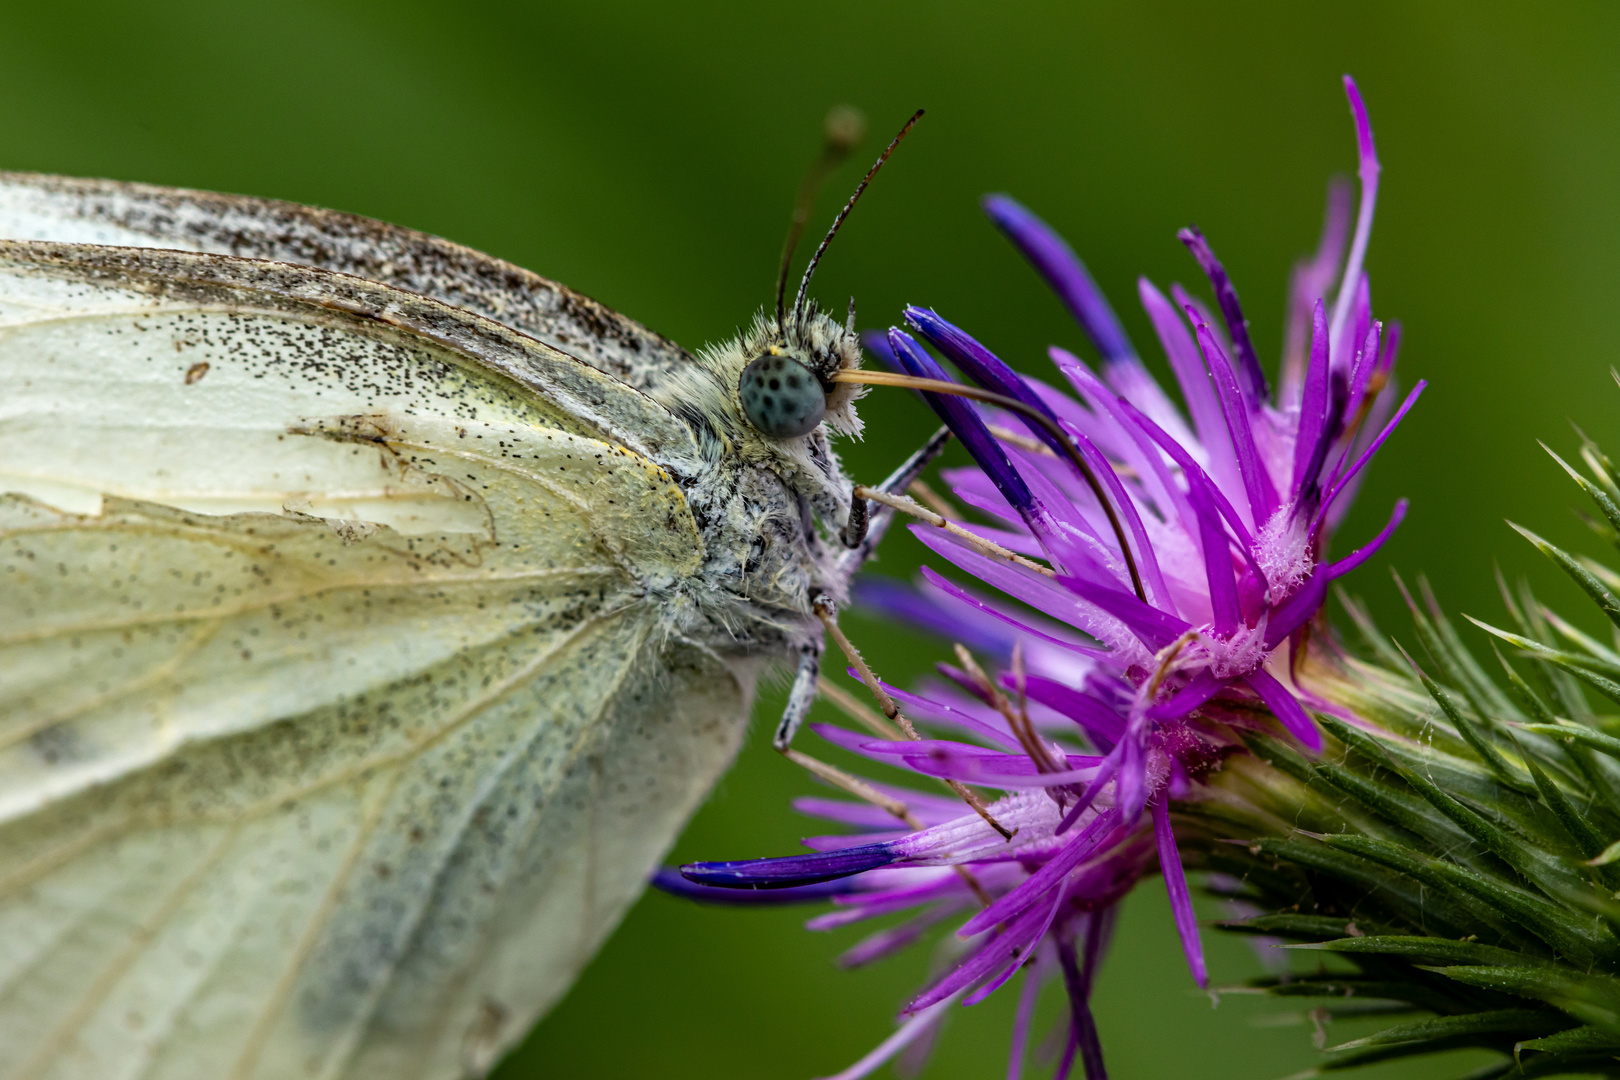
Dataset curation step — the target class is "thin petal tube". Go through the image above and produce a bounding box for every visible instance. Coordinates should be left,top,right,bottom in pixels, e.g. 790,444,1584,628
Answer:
1343,275,1373,382
1056,938,1108,1080
1056,753,1119,835
912,900,1054,1010
1326,497,1409,580
1264,572,1328,649
1190,315,1279,519
651,868,862,904
1314,381,1426,530
1096,356,1197,451
810,877,974,929
1058,576,1192,652
1292,299,1334,503
1002,434,1166,599
794,797,909,830
1186,462,1243,634
1052,348,1200,545
958,810,1122,937
1145,669,1225,722
680,843,897,889
914,562,1110,658
963,884,1070,1006
1281,177,1353,406
1153,797,1207,987
1114,400,1273,604
1116,399,1258,550
1178,226,1267,403
854,576,1014,656
878,681,1023,749
1015,674,1128,749
888,328,1049,539
1005,955,1046,1080
1244,668,1323,751
816,994,963,1080
859,329,902,371
1080,907,1117,1000
838,902,966,967
982,194,1136,364
914,559,1114,658
1328,74,1381,365
906,307,1056,422
1139,277,1246,513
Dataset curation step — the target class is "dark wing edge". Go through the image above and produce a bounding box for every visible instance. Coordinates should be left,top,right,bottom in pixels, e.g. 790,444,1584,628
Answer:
0,170,697,392
0,238,703,476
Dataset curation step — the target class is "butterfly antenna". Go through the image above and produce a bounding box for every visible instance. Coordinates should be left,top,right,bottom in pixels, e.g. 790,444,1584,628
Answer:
775,106,868,334
790,108,923,329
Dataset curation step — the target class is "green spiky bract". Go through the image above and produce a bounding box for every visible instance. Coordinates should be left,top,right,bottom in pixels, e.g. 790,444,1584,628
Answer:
1183,435,1620,1079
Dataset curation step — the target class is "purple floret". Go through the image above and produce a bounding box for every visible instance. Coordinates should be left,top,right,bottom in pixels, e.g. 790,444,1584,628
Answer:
658,75,1419,1080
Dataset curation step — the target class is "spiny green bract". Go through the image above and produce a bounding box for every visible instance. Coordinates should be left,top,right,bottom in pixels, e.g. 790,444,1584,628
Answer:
1186,430,1620,1078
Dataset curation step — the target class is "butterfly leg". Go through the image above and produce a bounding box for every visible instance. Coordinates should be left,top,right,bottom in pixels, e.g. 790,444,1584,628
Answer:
779,427,950,753
837,424,951,551
771,640,822,752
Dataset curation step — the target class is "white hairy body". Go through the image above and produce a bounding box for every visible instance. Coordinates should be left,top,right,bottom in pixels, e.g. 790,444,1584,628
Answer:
0,174,865,1079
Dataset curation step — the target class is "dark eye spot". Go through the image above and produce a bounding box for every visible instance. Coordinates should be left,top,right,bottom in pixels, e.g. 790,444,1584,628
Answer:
738,353,826,438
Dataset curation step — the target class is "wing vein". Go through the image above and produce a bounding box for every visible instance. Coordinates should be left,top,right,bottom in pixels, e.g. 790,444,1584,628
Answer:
326,617,656,1072
13,816,250,1080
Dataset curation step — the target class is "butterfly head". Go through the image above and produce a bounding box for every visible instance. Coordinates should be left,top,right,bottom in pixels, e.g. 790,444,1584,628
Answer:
734,107,922,444
736,299,865,440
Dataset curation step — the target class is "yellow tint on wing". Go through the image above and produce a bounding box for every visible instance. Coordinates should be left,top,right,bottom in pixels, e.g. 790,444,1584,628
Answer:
0,245,743,1080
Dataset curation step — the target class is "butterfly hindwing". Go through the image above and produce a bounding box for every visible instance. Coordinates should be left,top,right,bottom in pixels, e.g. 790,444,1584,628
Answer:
0,242,745,1079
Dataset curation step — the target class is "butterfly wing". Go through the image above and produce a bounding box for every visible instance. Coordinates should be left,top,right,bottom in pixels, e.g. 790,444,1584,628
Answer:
0,242,746,1079
0,171,695,394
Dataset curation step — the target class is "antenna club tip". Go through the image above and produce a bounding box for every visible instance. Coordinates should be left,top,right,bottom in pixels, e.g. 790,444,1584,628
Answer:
823,106,867,154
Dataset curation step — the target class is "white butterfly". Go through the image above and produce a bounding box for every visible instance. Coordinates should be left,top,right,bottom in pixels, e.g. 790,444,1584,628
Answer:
0,116,934,1079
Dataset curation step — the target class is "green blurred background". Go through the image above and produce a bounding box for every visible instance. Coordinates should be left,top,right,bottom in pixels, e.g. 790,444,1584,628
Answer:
7,2,1620,1076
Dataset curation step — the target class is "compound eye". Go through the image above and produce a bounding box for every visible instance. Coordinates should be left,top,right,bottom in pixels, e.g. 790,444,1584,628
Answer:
738,353,826,438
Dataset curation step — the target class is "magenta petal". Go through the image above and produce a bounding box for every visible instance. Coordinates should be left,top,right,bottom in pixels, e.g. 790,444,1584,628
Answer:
914,561,1110,658
1244,668,1322,751
910,898,1052,1010
1138,277,1245,508
981,194,1136,365
1328,498,1409,580
1328,74,1382,365
963,885,1068,1007
1190,315,1279,520
1055,938,1108,1080
795,797,907,829
1016,674,1127,749
1281,178,1353,407
1145,669,1225,722
1291,299,1335,506
1178,226,1267,403
1265,572,1329,648
958,810,1121,937
1005,954,1045,1080
1058,576,1191,652
1152,797,1207,988
1315,381,1426,528
889,328,1054,544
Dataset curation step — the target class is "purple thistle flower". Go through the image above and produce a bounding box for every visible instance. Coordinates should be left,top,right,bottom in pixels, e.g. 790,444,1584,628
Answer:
662,76,1422,1080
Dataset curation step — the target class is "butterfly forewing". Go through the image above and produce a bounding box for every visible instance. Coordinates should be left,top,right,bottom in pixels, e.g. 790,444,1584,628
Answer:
0,172,696,395
0,243,744,1079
